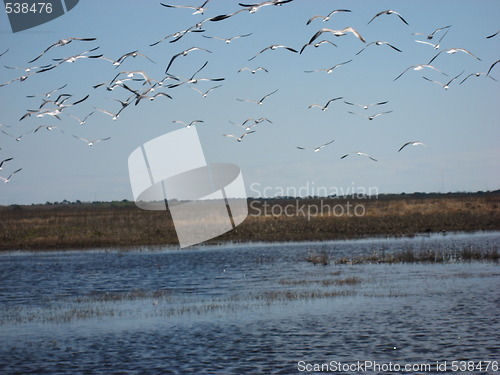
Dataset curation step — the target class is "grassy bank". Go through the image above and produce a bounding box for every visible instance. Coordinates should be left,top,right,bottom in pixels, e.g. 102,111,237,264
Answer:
0,192,499,250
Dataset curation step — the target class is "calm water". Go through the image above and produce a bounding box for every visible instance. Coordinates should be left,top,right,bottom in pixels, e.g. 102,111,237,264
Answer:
0,232,499,374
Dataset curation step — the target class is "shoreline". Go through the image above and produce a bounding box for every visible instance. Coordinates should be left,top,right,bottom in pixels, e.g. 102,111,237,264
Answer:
1,192,499,251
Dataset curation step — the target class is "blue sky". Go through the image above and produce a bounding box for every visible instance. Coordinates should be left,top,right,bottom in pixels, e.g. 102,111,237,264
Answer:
0,0,499,205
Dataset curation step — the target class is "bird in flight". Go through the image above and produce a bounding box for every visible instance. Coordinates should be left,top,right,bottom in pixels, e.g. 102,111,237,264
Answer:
428,48,481,64
393,64,447,81
305,59,352,74
0,168,22,183
308,97,343,111
68,111,95,125
26,84,67,98
73,135,111,146
341,152,378,161
308,27,366,45
297,139,335,152
238,0,294,14
300,39,337,54
223,131,256,142
202,33,252,44
459,72,497,84
306,9,351,25
237,89,278,105
248,45,298,61
165,47,212,73
237,66,269,74
344,101,388,110
422,71,464,90
367,10,408,25
150,27,205,47
160,0,211,15
172,120,204,128
398,141,427,152
189,84,222,97
348,111,393,120
29,37,97,63
412,25,451,40
356,41,402,55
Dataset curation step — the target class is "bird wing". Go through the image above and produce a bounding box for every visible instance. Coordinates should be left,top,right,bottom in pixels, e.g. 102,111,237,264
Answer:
306,15,325,25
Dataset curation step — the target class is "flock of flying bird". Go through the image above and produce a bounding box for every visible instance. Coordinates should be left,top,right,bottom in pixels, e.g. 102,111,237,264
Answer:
0,0,499,185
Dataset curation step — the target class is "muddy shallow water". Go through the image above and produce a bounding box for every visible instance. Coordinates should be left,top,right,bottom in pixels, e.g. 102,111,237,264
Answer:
1,232,499,374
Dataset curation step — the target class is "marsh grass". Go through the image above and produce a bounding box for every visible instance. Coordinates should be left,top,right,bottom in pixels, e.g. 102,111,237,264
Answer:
0,192,499,250
335,246,499,265
305,250,330,265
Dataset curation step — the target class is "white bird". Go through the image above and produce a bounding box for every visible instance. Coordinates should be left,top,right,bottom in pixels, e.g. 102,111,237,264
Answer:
412,25,451,40
367,10,408,25
68,111,95,125
237,89,278,105
297,139,335,152
189,84,222,97
165,47,212,73
0,168,22,183
173,120,204,128
428,48,481,64
0,73,33,87
95,107,122,121
393,64,447,81
348,111,393,120
422,70,464,90
2,129,31,141
29,37,97,63
341,152,377,161
115,50,156,66
150,27,205,46
110,70,153,86
166,61,224,88
398,141,427,152
0,157,13,170
26,84,68,98
73,135,111,146
5,64,53,73
223,131,256,142
305,60,352,74
414,28,450,49
308,27,366,45
460,72,497,84
356,41,402,55
160,0,211,15
300,39,337,54
248,45,298,61
51,47,102,64
238,0,293,14
202,33,252,44
344,100,388,110
34,125,65,134
308,97,343,111
237,66,269,74
306,9,351,25
230,118,272,131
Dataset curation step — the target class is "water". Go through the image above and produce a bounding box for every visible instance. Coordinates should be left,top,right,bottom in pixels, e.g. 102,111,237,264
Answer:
0,232,499,374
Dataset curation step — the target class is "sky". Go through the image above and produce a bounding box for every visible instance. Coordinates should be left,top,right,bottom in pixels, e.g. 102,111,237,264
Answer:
0,0,499,205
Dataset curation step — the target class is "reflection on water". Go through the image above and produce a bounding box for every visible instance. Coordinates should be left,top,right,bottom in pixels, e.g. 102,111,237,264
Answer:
0,232,499,374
